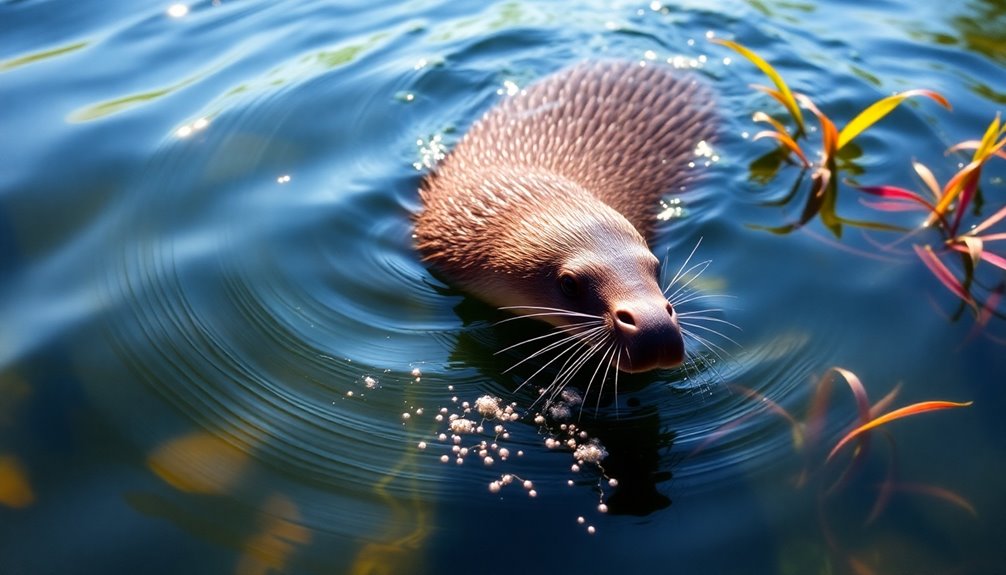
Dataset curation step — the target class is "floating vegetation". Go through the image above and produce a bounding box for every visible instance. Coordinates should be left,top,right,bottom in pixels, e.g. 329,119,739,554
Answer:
716,39,1006,338
696,367,974,574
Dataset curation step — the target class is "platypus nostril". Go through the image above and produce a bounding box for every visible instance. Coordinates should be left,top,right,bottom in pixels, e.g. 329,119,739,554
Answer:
615,309,636,327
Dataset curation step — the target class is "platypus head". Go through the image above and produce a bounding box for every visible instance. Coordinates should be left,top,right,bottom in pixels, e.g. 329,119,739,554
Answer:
451,175,685,374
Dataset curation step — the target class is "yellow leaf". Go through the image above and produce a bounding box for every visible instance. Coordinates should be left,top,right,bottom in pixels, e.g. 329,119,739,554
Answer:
837,89,951,151
714,39,805,133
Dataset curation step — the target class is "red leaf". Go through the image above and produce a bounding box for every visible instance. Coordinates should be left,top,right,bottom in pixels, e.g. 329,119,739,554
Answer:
859,199,930,212
913,245,976,308
857,185,938,212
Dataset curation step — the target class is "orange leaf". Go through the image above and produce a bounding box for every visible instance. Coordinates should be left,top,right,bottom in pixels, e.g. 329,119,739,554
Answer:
796,93,838,155
827,401,973,462
753,130,811,167
752,110,791,136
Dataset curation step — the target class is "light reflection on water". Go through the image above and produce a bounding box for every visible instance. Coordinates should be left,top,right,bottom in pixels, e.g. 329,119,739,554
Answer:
1,0,1005,574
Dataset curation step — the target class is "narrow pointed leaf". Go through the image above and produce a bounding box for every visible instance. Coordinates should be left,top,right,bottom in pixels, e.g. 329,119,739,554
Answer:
835,216,910,233
753,130,810,167
797,93,838,155
805,372,834,447
752,111,792,136
859,199,930,212
912,160,942,201
818,171,843,237
939,161,980,205
913,245,976,308
976,232,1006,242
799,169,830,226
750,85,792,114
974,113,1001,160
869,383,902,419
956,236,984,269
837,89,951,151
947,139,980,153
830,367,871,423
827,401,973,462
889,483,978,517
858,185,939,212
927,161,982,227
978,284,1004,328
728,384,805,450
950,243,1006,272
746,222,801,235
866,433,898,525
714,39,805,132
968,204,1006,236
950,166,981,236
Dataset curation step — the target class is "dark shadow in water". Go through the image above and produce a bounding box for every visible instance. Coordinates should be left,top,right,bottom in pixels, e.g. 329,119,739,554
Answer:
447,295,680,517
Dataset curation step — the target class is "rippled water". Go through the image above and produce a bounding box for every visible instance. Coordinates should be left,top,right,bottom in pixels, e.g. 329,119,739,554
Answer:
2,0,1005,573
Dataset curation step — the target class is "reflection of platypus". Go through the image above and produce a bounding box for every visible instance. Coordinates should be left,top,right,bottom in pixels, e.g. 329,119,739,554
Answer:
416,61,714,373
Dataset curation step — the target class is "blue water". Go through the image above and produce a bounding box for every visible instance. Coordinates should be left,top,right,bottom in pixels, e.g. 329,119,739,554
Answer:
2,1,1005,573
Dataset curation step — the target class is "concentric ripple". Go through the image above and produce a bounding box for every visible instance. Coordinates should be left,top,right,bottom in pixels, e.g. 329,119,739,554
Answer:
62,0,887,550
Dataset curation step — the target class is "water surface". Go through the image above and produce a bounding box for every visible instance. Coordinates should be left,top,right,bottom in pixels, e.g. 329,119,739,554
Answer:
2,1,1005,574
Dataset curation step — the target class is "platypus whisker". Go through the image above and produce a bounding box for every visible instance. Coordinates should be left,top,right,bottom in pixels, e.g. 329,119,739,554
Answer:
663,237,704,291
505,325,606,375
680,326,731,364
494,319,605,355
578,341,618,421
531,335,608,412
664,259,712,302
675,308,726,317
680,322,741,354
513,338,589,394
543,331,610,406
678,315,743,333
668,292,733,308
498,305,603,318
611,348,623,419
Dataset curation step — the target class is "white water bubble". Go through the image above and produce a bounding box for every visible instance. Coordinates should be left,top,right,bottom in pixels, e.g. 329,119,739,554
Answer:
166,3,189,18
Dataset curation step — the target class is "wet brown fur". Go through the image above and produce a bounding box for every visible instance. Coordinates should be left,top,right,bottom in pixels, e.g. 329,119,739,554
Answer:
415,61,714,303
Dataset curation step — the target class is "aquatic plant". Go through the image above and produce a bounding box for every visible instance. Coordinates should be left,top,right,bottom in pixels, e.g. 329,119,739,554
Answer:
862,116,1006,315
717,39,1006,334
715,38,951,236
696,367,974,573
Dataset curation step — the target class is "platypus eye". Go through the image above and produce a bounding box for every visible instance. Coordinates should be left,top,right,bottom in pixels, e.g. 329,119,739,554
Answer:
558,273,580,298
